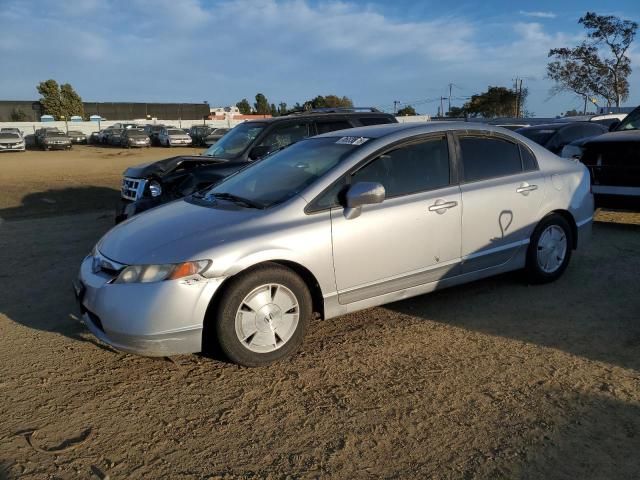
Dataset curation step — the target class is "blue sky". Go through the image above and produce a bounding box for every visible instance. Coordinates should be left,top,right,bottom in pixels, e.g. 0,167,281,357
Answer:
1,0,639,116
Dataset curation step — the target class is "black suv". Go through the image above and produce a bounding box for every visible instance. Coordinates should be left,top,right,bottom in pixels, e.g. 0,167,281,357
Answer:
116,108,397,222
579,106,640,208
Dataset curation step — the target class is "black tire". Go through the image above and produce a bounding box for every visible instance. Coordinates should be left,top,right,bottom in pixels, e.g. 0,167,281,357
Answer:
525,214,573,284
213,263,312,367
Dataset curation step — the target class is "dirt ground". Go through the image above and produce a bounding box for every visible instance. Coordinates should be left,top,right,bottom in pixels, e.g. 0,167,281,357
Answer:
0,147,639,479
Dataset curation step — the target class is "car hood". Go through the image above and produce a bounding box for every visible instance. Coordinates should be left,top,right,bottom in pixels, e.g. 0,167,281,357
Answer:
97,199,266,265
584,130,640,146
123,155,228,178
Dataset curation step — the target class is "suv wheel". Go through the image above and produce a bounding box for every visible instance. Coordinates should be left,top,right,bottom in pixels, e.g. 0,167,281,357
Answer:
525,214,573,283
213,264,312,367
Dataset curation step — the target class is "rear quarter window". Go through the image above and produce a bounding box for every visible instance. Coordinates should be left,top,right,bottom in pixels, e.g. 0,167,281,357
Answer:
460,136,523,182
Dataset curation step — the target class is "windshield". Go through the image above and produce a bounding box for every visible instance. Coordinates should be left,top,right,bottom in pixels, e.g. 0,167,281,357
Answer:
168,129,186,135
203,123,265,159
517,127,559,146
47,132,68,137
0,133,19,139
197,136,365,208
68,131,83,135
616,107,640,131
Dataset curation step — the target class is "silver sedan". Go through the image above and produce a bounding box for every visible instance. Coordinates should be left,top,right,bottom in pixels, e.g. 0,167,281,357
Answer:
76,122,593,366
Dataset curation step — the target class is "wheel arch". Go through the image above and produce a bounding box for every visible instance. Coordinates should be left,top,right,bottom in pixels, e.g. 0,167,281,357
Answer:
202,260,325,351
544,209,578,249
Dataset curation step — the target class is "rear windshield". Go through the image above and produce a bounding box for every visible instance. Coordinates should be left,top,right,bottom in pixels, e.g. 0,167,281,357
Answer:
516,127,559,146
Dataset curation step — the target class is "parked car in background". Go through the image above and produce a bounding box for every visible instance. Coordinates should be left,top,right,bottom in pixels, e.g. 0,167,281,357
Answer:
106,128,125,146
77,122,593,366
0,131,25,152
116,108,398,222
203,128,231,146
1,127,23,136
67,130,87,144
144,124,166,145
39,130,72,150
516,122,607,155
121,129,151,148
578,105,640,208
35,127,60,146
89,131,102,144
588,113,628,129
188,125,213,146
158,127,192,147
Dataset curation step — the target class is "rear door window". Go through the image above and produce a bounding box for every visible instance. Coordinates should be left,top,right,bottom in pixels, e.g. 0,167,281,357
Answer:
315,120,353,134
359,117,393,126
257,123,311,152
459,136,523,182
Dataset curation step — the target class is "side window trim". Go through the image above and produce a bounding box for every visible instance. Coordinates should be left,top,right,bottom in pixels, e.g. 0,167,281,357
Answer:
305,133,453,214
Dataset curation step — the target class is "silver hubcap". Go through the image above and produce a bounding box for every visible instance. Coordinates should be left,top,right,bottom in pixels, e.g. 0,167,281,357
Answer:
537,225,567,273
235,284,300,353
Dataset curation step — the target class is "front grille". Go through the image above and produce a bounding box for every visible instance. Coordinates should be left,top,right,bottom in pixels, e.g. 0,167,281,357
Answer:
121,177,147,201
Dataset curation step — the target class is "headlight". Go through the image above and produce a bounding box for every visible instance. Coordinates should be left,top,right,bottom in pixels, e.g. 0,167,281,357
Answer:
561,144,583,159
149,180,162,197
114,260,210,284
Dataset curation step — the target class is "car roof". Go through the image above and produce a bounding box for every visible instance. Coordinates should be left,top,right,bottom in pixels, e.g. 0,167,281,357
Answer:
314,121,530,140
242,111,395,125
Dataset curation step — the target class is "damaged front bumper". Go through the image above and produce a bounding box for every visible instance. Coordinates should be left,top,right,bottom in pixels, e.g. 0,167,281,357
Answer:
74,254,224,356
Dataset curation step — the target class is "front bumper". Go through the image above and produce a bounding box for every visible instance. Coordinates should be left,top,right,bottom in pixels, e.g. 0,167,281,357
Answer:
0,144,25,151
44,143,71,150
74,254,223,356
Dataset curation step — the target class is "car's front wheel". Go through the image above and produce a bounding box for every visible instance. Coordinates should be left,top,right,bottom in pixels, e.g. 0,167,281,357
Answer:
525,214,573,284
213,264,312,367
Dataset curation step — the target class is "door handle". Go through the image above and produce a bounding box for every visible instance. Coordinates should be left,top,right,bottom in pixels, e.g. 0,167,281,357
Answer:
516,184,538,195
428,200,458,214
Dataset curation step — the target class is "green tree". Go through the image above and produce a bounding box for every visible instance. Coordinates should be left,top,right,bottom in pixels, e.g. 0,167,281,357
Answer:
278,102,288,115
547,12,637,107
564,109,581,117
462,86,527,118
60,83,85,118
447,106,464,117
9,107,28,121
37,79,64,118
396,105,417,116
236,98,252,114
305,95,354,109
254,93,271,115
270,103,278,117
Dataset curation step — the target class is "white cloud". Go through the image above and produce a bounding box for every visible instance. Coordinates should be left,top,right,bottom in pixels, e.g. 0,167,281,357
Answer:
519,11,557,19
0,0,637,116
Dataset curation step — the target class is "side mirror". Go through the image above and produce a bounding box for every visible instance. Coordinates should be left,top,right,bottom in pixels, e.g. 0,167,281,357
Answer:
248,145,271,160
344,182,385,219
609,120,620,132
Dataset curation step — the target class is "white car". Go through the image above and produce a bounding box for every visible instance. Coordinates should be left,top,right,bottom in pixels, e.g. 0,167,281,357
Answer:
158,128,192,147
0,131,25,152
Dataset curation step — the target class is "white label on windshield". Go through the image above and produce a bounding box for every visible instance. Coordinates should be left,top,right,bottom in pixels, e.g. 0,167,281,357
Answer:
336,136,369,145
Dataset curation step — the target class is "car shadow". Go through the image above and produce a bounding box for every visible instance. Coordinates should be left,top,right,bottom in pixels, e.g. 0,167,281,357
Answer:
0,186,121,221
0,187,118,351
384,220,640,372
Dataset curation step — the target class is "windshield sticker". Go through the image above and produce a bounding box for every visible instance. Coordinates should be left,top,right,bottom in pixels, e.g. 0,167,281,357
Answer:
336,136,370,145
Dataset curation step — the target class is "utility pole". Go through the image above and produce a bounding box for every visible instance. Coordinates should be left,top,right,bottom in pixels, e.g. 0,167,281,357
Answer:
393,100,400,114
448,83,453,116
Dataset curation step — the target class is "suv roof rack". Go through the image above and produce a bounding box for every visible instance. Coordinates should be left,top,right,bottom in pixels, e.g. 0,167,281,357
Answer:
286,107,382,116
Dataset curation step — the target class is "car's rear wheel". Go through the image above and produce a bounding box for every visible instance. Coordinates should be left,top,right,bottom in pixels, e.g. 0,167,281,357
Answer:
213,264,312,367
525,214,573,283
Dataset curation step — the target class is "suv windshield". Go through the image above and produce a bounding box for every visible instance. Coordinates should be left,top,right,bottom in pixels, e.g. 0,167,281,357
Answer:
616,108,640,131
203,123,265,159
197,136,364,208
